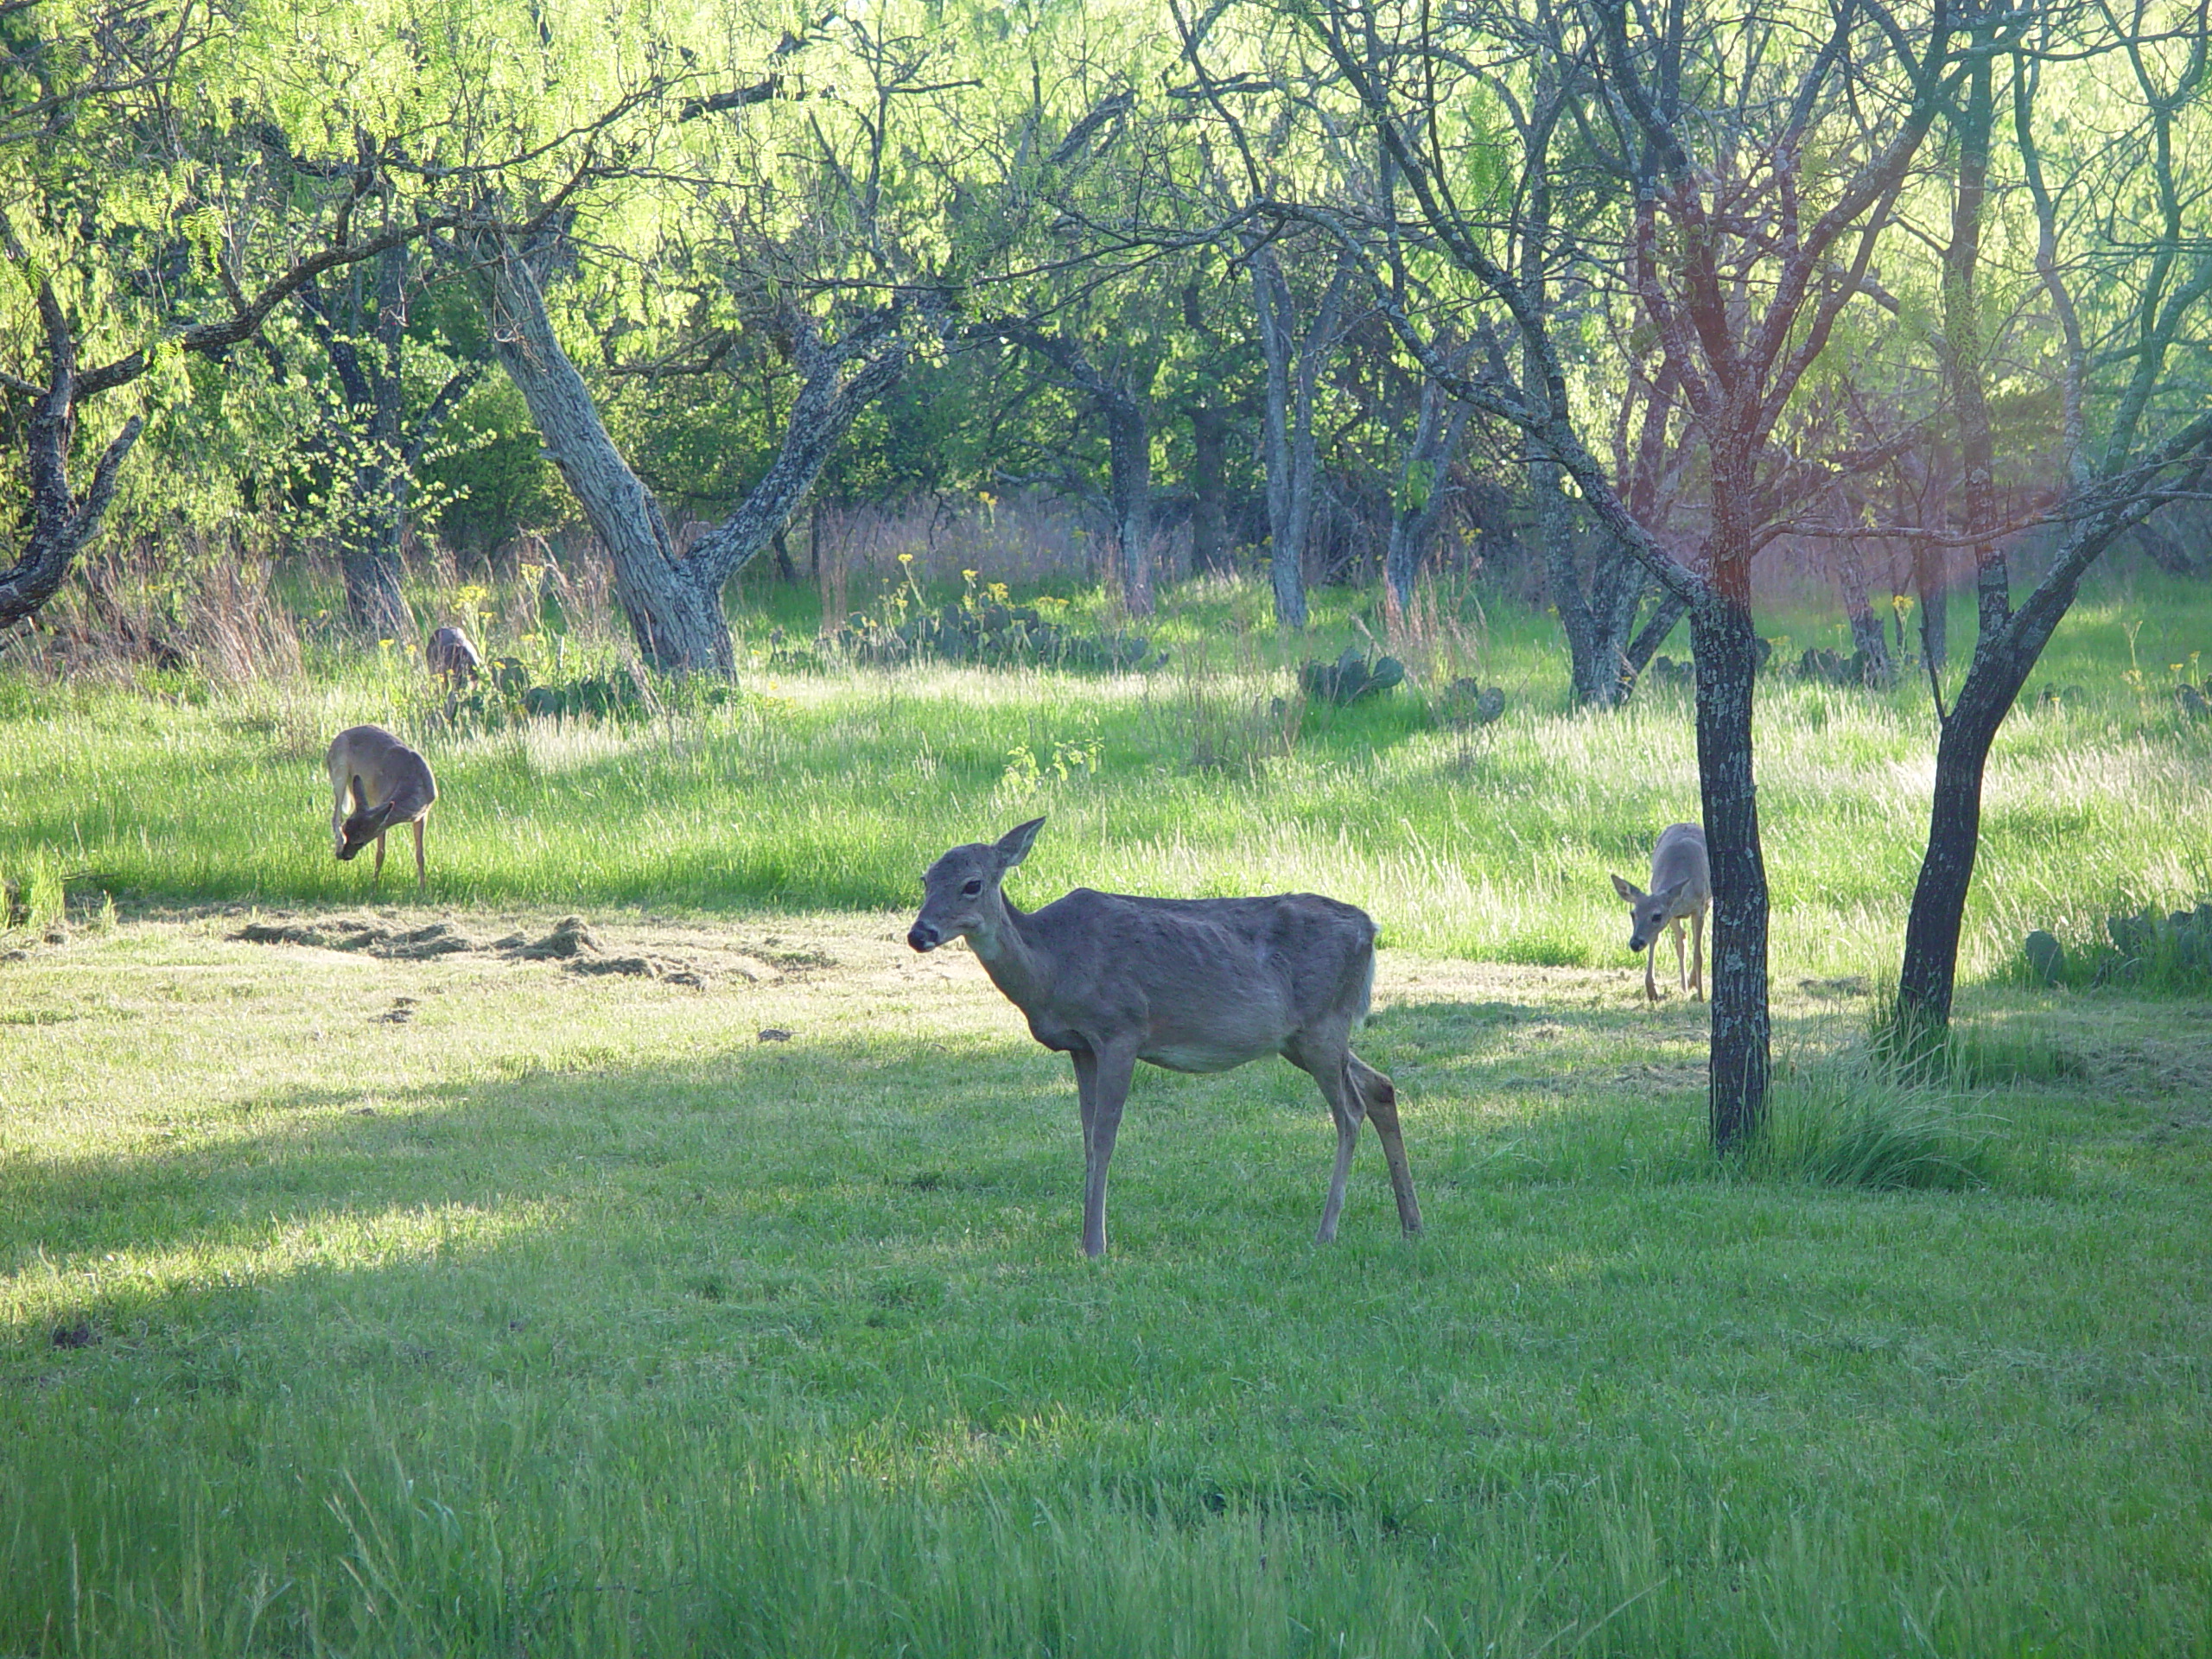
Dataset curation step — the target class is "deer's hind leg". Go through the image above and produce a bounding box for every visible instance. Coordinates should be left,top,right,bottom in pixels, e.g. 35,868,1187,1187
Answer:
372,830,387,882
413,816,428,892
1289,1030,1370,1245
1350,1052,1421,1236
1670,916,1688,994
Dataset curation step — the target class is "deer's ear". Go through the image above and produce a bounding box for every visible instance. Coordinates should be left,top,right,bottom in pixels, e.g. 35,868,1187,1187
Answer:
349,773,370,815
1611,874,1642,902
996,817,1046,868
1653,878,1690,911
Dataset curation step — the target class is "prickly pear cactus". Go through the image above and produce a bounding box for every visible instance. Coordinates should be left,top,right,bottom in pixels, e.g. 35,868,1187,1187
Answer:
1299,648,1406,705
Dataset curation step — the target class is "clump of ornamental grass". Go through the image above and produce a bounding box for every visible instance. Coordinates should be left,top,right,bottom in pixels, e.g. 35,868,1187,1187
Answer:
1738,1050,1998,1192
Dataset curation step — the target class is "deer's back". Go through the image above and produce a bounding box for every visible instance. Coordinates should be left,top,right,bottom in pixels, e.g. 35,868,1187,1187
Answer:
327,725,438,817
1025,889,1376,1058
429,629,480,673
1651,822,1710,902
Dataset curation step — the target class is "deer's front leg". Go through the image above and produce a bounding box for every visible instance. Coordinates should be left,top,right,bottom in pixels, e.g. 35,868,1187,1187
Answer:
372,830,387,881
1671,917,1688,993
1643,940,1660,1003
1073,1044,1135,1259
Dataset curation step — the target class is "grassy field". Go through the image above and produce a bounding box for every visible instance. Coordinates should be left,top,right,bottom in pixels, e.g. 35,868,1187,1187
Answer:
3,569,2210,1655
5,571,2211,973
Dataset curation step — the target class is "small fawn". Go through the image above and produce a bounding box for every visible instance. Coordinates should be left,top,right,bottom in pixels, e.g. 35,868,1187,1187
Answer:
427,626,482,690
1611,822,1710,1002
327,726,438,892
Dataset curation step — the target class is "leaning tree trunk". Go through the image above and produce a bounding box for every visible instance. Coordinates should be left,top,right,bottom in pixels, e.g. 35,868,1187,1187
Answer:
480,247,728,671
1,395,143,630
0,269,148,631
481,242,911,676
1895,528,2112,1034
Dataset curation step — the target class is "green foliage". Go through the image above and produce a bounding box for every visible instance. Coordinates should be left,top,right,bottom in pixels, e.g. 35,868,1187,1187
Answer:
419,380,569,555
1434,677,1507,726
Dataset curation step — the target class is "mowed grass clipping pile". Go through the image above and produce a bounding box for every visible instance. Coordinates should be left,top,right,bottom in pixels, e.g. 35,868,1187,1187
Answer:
3,572,2210,1656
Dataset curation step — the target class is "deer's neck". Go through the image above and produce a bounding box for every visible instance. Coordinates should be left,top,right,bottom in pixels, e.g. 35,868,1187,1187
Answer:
967,893,1052,1008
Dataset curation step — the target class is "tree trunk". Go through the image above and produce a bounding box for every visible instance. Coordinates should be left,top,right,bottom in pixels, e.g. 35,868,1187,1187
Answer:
1624,588,1691,678
481,242,912,675
1249,245,1351,629
0,276,144,630
1189,406,1232,576
1690,588,1771,1148
480,245,729,672
1837,540,1894,684
1108,398,1154,615
340,508,412,639
1915,539,1947,678
1386,373,1471,611
1253,247,1306,628
1895,529,2112,1033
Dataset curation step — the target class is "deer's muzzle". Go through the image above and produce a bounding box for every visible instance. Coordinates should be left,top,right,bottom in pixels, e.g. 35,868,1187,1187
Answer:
907,923,941,952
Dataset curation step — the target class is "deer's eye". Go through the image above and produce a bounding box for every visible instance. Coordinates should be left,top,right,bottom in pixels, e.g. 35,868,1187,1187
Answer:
962,879,983,897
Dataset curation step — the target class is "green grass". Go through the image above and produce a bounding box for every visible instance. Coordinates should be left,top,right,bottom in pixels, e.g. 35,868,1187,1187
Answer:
7,571,2212,980
2,917,2207,1655
3,567,2210,1654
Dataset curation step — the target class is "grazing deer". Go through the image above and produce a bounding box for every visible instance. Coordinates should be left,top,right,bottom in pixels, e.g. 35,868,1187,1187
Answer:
327,726,438,892
1611,822,1710,1002
427,626,482,690
908,817,1422,1258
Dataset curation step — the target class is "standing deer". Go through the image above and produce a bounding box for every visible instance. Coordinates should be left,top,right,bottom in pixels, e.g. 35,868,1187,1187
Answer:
327,726,438,892
1611,822,1711,1002
427,626,482,690
907,817,1422,1258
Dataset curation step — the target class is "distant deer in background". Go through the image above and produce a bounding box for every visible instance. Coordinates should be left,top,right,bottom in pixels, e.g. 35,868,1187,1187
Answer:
327,726,438,892
427,626,482,690
1611,822,1711,1002
908,817,1422,1258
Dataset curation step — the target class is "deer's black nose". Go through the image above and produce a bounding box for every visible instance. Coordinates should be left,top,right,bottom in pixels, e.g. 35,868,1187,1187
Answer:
908,924,939,952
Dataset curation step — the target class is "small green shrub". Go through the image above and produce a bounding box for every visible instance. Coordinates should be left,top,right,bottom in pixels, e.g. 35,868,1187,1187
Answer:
0,857,65,934
1434,677,1507,726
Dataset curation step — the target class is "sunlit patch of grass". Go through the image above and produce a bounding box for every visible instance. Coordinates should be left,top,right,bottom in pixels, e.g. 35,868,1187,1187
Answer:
3,1199,563,1336
10,575,2212,990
